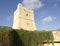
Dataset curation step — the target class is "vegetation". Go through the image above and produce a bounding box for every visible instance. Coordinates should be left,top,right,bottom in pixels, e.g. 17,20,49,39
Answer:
0,26,13,46
0,26,54,46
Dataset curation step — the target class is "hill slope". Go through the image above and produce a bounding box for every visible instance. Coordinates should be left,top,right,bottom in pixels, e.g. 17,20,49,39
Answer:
0,26,54,46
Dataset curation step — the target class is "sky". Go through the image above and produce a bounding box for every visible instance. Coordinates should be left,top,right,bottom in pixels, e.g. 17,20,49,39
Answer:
0,0,60,30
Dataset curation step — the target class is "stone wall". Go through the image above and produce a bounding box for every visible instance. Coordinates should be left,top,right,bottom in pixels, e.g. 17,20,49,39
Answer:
44,30,60,46
44,43,60,46
12,3,36,31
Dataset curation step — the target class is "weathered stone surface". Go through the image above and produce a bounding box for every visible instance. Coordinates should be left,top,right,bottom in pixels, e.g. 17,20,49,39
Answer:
43,30,60,46
12,3,36,31
44,43,60,46
53,30,60,41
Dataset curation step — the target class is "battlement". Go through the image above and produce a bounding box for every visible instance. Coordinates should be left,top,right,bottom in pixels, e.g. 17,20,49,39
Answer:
16,3,33,14
17,3,22,8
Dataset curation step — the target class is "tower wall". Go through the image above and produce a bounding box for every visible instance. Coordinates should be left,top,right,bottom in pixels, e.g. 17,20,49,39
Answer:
12,3,36,31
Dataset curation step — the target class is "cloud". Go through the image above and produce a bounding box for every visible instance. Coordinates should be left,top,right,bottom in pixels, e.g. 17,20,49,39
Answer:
42,16,56,24
7,15,13,21
54,3,57,7
22,0,44,10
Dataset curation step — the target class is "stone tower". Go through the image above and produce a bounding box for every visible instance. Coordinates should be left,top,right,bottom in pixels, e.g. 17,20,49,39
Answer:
12,3,36,31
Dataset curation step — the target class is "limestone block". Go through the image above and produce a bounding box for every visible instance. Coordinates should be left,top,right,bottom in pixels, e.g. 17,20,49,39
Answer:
53,30,60,41
44,43,60,46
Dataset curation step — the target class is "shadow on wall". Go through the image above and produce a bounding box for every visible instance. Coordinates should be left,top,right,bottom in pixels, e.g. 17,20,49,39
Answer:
12,30,24,46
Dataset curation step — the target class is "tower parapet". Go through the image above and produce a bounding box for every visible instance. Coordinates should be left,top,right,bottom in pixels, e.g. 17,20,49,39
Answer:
17,3,22,8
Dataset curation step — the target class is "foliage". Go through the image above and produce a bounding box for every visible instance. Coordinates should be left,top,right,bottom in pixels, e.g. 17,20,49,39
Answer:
0,26,54,46
15,30,54,46
0,26,13,46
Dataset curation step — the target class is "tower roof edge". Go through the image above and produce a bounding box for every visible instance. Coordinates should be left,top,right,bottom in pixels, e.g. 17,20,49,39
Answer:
17,3,22,8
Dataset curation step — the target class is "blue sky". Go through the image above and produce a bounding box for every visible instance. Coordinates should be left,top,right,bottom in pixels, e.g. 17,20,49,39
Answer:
0,0,60,30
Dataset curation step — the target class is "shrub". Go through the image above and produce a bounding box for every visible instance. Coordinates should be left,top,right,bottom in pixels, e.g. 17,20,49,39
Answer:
0,26,54,46
0,26,13,46
15,30,54,46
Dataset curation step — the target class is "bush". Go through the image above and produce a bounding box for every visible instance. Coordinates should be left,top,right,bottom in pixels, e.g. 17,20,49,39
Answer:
0,26,54,46
15,30,54,46
0,26,13,46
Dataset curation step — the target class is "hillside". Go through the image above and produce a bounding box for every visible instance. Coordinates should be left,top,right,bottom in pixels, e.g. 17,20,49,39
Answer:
0,26,54,46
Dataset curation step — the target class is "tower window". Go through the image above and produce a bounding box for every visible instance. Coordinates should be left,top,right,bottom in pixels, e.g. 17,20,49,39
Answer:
26,14,29,16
